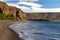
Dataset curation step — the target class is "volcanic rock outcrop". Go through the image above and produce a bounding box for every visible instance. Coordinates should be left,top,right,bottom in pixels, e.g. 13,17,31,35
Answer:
0,2,26,20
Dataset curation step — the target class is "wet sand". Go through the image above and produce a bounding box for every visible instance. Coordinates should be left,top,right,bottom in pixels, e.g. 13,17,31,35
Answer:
0,20,22,40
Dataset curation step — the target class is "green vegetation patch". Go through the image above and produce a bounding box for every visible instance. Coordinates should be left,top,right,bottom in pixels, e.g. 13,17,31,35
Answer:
0,13,15,20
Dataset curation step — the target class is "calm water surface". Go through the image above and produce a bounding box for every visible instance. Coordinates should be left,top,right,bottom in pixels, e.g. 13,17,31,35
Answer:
9,21,60,40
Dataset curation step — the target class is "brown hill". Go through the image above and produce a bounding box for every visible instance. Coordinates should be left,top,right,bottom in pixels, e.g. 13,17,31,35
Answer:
0,2,26,21
26,13,60,22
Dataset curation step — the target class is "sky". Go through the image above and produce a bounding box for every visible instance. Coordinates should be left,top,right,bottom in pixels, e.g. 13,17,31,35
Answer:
0,0,60,12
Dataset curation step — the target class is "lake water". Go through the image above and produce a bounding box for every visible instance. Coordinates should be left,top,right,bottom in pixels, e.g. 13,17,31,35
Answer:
9,21,60,40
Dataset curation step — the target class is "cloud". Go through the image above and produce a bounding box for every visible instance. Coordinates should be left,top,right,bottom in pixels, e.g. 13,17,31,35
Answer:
0,0,6,1
31,7,60,12
19,6,31,12
19,0,38,2
0,0,19,2
18,2,42,7
16,2,60,12
0,0,38,2
0,0,10,1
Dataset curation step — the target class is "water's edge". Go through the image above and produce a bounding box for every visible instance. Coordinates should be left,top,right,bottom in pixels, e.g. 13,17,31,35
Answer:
9,21,60,40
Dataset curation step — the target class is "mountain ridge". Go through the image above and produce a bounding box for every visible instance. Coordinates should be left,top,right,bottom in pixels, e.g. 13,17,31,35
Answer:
26,13,60,22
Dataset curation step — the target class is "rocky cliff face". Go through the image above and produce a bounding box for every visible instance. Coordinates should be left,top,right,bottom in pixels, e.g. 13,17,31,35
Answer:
26,13,60,22
0,2,26,21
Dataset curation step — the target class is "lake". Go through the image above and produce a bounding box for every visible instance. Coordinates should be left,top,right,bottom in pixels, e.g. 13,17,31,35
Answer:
9,21,60,40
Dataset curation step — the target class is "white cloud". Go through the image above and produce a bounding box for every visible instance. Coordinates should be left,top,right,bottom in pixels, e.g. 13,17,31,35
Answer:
31,7,60,12
0,0,38,2
19,0,38,2
19,6,31,12
18,2,42,7
0,0,19,1
0,0,11,1
0,0,6,1
16,2,60,12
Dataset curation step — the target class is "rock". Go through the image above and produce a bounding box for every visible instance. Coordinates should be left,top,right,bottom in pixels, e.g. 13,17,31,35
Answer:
0,2,26,21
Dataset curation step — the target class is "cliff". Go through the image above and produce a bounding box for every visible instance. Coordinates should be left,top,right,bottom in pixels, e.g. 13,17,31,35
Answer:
26,13,60,22
0,2,26,21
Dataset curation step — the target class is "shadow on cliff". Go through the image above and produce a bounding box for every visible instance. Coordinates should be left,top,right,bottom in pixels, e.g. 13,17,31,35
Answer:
16,10,22,20
27,19,49,21
0,8,3,14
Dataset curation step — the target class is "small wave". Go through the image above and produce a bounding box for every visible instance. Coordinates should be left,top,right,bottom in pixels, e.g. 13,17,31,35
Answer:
9,21,60,40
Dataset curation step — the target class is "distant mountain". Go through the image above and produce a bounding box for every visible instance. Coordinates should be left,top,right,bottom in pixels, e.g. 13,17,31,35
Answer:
26,13,60,22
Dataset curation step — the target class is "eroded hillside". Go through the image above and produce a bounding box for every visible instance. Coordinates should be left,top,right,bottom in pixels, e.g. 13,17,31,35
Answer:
0,2,26,21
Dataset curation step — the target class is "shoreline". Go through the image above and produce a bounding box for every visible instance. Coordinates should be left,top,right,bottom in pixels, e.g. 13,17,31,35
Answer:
0,20,23,40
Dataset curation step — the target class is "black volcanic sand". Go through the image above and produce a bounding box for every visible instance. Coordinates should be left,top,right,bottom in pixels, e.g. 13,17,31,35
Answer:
0,20,22,40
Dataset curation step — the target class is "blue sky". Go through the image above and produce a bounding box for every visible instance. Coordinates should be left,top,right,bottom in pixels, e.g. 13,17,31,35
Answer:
37,0,60,8
0,0,60,12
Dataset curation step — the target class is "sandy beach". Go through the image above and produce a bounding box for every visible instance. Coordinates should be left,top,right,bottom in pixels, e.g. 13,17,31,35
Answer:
0,20,22,40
